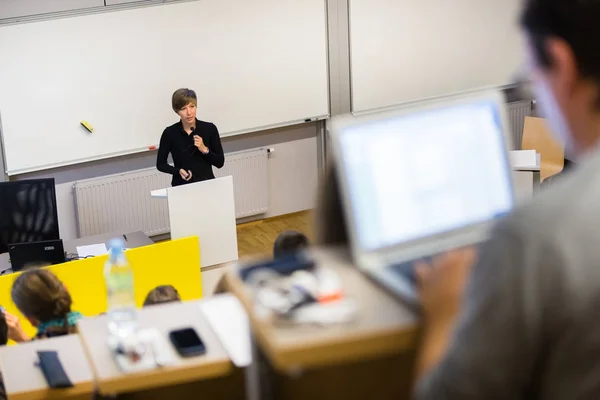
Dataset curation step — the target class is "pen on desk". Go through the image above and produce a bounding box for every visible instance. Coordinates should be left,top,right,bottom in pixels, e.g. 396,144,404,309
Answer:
123,234,128,242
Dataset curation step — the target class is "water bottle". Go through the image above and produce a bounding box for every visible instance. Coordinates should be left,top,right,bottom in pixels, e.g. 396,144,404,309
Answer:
105,238,137,339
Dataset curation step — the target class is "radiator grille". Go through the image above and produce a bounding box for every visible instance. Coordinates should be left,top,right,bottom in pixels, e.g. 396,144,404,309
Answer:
507,100,533,150
214,149,269,218
73,148,268,237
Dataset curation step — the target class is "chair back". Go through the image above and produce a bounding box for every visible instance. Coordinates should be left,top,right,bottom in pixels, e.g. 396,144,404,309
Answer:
522,116,564,181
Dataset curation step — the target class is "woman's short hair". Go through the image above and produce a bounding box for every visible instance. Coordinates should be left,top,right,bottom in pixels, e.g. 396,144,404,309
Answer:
172,88,197,112
143,285,181,307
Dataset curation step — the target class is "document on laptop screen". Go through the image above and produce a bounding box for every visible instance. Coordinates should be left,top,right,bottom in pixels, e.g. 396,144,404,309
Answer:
340,101,513,251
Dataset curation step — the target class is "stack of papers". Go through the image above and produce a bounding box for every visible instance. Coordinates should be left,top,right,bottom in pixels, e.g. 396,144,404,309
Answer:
76,243,108,258
199,294,251,367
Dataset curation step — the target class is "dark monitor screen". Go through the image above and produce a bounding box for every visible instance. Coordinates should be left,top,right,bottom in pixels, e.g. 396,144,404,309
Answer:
0,179,60,254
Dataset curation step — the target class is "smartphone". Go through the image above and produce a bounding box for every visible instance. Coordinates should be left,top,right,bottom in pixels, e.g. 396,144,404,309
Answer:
169,327,206,357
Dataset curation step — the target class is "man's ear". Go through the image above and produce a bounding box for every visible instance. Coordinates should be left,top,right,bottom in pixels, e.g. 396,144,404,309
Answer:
544,37,579,100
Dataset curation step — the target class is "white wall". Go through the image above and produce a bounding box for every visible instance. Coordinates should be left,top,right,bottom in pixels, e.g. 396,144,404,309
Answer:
16,123,320,240
0,0,533,242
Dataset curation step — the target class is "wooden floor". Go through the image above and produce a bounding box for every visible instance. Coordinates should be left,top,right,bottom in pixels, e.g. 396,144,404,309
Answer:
236,211,313,259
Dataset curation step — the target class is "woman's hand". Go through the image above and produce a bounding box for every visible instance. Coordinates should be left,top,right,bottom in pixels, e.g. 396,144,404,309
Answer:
179,169,192,181
193,136,209,154
4,311,30,343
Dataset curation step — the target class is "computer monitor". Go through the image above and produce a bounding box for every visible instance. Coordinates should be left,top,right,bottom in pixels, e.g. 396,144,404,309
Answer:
0,179,60,254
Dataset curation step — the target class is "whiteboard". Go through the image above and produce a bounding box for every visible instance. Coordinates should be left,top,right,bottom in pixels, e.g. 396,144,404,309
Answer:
349,0,525,112
0,0,329,175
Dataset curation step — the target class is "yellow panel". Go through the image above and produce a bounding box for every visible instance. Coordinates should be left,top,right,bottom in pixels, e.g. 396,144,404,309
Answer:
0,237,201,343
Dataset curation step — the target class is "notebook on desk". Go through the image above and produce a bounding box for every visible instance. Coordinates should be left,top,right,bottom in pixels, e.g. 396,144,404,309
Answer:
330,90,515,306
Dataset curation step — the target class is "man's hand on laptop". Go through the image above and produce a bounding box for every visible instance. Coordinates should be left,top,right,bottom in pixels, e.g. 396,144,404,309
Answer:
414,247,477,380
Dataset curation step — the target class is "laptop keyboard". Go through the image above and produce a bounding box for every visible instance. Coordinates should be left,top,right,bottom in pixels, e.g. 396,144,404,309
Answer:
388,245,482,287
388,259,420,286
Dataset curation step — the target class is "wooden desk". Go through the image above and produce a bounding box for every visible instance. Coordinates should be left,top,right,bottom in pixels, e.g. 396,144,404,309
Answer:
0,335,94,400
78,301,238,396
225,248,417,371
224,248,418,399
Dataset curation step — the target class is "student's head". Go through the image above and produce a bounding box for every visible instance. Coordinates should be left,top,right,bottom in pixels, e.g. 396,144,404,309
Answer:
273,231,309,259
143,285,181,307
521,0,600,157
11,269,72,328
172,88,197,124
314,164,348,246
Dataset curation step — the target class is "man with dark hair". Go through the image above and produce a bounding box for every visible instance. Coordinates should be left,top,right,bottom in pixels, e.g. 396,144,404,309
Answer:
414,1,600,399
273,231,309,259
156,88,225,187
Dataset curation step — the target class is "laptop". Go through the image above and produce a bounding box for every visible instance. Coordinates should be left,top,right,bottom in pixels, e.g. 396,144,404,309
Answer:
8,239,66,272
330,91,515,305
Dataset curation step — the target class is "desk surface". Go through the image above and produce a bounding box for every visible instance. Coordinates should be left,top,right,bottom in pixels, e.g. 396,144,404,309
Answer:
78,300,233,395
0,231,153,274
224,248,418,372
0,335,95,400
64,230,154,254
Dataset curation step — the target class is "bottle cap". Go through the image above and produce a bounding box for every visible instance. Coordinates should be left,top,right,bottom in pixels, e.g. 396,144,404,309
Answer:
108,238,126,260
108,238,125,251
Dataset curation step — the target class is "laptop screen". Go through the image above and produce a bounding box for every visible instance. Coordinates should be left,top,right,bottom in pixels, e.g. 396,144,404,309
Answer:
339,100,514,252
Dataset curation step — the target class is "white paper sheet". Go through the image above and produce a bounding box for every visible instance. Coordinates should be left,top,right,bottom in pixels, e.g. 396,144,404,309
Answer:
150,189,167,198
76,243,108,258
199,294,252,367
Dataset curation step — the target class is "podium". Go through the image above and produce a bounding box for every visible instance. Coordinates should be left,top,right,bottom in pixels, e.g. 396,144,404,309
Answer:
152,176,238,269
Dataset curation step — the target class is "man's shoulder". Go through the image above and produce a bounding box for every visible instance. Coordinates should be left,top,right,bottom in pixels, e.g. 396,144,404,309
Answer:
503,159,600,243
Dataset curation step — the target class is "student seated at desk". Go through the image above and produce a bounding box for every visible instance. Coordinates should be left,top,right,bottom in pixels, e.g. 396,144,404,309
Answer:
12,270,83,339
143,285,181,307
318,0,600,398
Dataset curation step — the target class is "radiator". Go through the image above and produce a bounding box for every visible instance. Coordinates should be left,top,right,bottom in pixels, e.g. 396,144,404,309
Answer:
507,100,533,150
73,148,269,237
